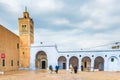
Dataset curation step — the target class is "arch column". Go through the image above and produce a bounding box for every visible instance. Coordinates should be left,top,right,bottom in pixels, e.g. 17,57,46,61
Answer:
79,58,82,71
91,58,94,71
104,58,108,71
119,57,120,71
66,57,69,70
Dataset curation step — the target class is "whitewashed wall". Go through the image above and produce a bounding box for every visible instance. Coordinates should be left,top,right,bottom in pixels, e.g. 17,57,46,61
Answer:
30,44,120,71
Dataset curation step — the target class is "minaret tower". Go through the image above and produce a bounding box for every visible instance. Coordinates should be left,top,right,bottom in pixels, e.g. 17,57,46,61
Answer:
18,7,34,68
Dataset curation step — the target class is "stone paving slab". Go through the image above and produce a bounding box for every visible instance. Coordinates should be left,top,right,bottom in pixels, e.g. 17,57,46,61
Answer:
0,70,120,80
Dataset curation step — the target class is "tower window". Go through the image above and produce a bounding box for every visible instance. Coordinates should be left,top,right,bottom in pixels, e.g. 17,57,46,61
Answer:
30,26,33,33
17,43,19,49
23,52,24,55
11,60,13,66
22,24,27,31
2,59,5,67
24,14,27,18
92,55,94,57
17,61,19,66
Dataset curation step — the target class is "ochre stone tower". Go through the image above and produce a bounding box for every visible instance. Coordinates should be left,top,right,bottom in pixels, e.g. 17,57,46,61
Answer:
18,9,34,68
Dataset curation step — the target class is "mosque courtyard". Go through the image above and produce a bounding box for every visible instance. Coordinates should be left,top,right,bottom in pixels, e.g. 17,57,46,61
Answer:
0,70,120,80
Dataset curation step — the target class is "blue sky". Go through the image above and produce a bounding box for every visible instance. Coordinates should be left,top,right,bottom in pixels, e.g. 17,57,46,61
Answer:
0,0,120,50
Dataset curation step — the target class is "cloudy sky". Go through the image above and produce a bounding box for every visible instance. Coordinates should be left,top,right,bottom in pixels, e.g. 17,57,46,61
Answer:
0,0,120,50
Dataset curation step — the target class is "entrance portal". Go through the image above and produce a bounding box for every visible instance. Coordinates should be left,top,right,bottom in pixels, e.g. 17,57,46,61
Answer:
42,61,46,69
35,51,48,69
58,56,66,69
69,56,78,68
82,56,91,71
63,63,66,69
94,56,104,71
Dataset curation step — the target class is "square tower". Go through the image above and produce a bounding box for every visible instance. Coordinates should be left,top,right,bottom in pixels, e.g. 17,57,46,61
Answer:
18,9,34,68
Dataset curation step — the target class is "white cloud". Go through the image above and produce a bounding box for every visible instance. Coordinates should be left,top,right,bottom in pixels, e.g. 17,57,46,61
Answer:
96,0,114,5
79,20,94,29
26,0,64,15
37,0,63,11
79,0,120,30
34,27,118,50
0,0,22,13
1,0,120,50
0,0,64,15
50,18,70,25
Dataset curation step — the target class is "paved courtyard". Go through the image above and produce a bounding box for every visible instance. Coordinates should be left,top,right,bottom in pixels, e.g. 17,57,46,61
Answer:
0,70,120,80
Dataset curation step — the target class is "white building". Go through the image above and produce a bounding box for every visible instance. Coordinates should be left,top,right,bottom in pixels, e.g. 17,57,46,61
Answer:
17,9,120,72
30,43,120,71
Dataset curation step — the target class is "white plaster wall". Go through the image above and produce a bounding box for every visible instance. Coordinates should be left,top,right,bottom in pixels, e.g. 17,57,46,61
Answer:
106,51,120,71
58,51,120,71
30,45,58,70
30,44,120,71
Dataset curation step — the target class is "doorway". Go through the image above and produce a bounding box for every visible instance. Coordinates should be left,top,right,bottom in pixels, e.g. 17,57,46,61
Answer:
58,56,66,69
94,56,104,71
82,56,91,71
42,61,46,69
69,56,78,68
35,51,48,69
63,63,66,69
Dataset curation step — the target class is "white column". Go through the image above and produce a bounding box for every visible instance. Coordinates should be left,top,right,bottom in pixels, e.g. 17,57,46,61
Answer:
119,58,120,71
79,58,81,71
91,58,94,71
104,58,108,71
66,57,69,70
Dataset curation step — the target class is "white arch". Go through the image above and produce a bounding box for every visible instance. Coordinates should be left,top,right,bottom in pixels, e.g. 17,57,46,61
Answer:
35,51,48,69
81,56,91,71
58,56,67,69
69,56,79,68
94,56,104,71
